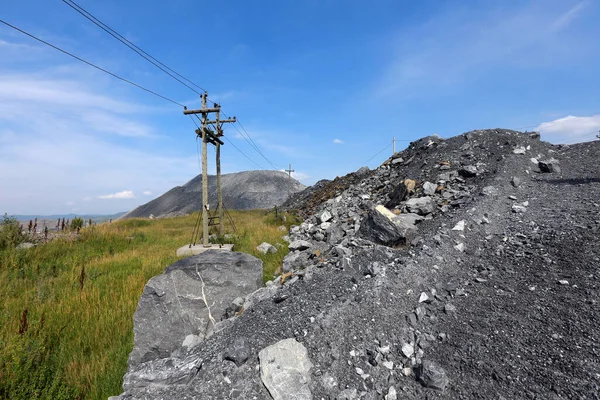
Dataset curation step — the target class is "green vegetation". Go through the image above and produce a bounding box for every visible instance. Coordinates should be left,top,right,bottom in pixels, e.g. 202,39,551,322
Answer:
0,214,28,251
70,217,84,231
0,210,298,400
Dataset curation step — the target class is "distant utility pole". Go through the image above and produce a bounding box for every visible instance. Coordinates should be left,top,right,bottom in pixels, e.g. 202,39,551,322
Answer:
285,164,294,179
597,130,600,140
183,92,236,246
392,137,396,154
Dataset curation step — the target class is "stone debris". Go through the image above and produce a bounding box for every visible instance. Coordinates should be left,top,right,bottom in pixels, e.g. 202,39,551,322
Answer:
223,337,250,366
288,239,313,251
452,220,465,231
417,360,449,391
538,158,561,173
402,343,414,357
259,338,313,400
256,242,277,254
385,386,397,400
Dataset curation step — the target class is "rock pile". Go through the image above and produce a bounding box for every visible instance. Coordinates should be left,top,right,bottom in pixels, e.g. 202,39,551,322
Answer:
115,129,600,399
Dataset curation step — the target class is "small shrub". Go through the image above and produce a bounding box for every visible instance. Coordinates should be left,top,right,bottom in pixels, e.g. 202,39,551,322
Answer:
70,217,84,231
0,214,27,250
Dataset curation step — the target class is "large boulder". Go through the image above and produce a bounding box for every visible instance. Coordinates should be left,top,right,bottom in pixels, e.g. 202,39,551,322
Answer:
405,196,436,215
127,250,263,367
357,205,417,248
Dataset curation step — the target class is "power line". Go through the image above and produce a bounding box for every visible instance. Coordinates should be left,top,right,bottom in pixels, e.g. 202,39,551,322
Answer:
62,0,206,94
363,143,392,164
222,136,266,169
220,109,282,170
0,19,185,107
188,115,265,169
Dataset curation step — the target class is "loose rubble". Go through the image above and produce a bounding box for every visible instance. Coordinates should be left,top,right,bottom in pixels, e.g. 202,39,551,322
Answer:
115,129,600,400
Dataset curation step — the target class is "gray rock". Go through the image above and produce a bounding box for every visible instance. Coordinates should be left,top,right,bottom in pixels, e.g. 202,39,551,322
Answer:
282,251,310,272
405,196,436,215
384,182,409,208
422,181,437,196
417,360,449,391
391,157,404,164
317,209,333,223
539,159,561,173
256,242,277,254
481,186,498,196
512,204,527,213
511,176,521,187
223,337,250,366
259,338,313,400
338,388,359,399
458,165,478,177
127,251,263,367
16,242,35,250
288,240,313,251
357,205,417,248
326,224,345,245
385,386,397,400
277,225,288,232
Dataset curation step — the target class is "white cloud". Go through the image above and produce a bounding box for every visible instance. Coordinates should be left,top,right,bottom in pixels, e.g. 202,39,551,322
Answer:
536,115,600,143
66,201,75,206
143,191,152,196
98,190,136,200
333,138,344,144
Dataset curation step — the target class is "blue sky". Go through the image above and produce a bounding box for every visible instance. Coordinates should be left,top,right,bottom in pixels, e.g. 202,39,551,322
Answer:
1,0,599,215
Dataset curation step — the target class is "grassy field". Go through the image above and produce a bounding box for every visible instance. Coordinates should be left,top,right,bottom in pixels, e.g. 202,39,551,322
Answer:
0,210,297,400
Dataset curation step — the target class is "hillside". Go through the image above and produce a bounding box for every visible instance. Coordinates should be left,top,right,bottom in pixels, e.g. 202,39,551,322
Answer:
118,129,600,399
123,170,305,219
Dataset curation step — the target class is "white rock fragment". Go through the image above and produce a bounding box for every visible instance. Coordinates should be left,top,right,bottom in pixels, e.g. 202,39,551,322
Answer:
401,343,414,357
452,220,465,231
418,292,430,303
454,243,465,252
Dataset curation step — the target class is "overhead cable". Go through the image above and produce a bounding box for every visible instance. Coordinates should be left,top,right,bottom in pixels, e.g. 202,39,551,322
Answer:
0,19,186,107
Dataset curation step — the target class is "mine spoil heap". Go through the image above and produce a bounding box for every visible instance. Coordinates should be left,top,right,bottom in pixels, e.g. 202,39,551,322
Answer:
117,129,600,400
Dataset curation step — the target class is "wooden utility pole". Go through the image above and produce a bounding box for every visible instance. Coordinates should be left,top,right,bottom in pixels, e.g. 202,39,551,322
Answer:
183,92,235,246
285,164,294,178
393,137,396,154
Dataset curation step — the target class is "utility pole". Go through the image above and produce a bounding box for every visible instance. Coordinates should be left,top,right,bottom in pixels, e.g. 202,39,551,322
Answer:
285,164,294,179
392,137,396,154
183,92,235,246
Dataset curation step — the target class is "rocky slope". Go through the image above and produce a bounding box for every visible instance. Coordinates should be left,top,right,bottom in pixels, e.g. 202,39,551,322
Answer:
116,129,600,399
122,170,306,219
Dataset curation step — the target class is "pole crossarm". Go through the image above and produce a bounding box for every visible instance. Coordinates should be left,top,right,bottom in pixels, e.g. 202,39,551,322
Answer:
183,107,220,115
206,118,236,125
195,128,224,145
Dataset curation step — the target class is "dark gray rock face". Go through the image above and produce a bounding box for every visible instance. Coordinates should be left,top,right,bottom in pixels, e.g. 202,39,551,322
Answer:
127,251,263,367
384,182,409,208
123,170,306,219
358,205,417,248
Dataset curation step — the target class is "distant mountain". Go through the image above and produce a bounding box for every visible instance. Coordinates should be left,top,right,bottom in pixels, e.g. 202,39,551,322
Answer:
122,170,306,219
12,212,126,223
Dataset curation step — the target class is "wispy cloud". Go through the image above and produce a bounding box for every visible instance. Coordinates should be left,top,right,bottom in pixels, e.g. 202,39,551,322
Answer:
536,114,600,143
142,191,152,196
98,190,135,199
333,138,344,144
375,1,589,98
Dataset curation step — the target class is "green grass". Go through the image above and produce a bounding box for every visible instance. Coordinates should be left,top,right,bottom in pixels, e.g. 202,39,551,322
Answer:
0,210,298,400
